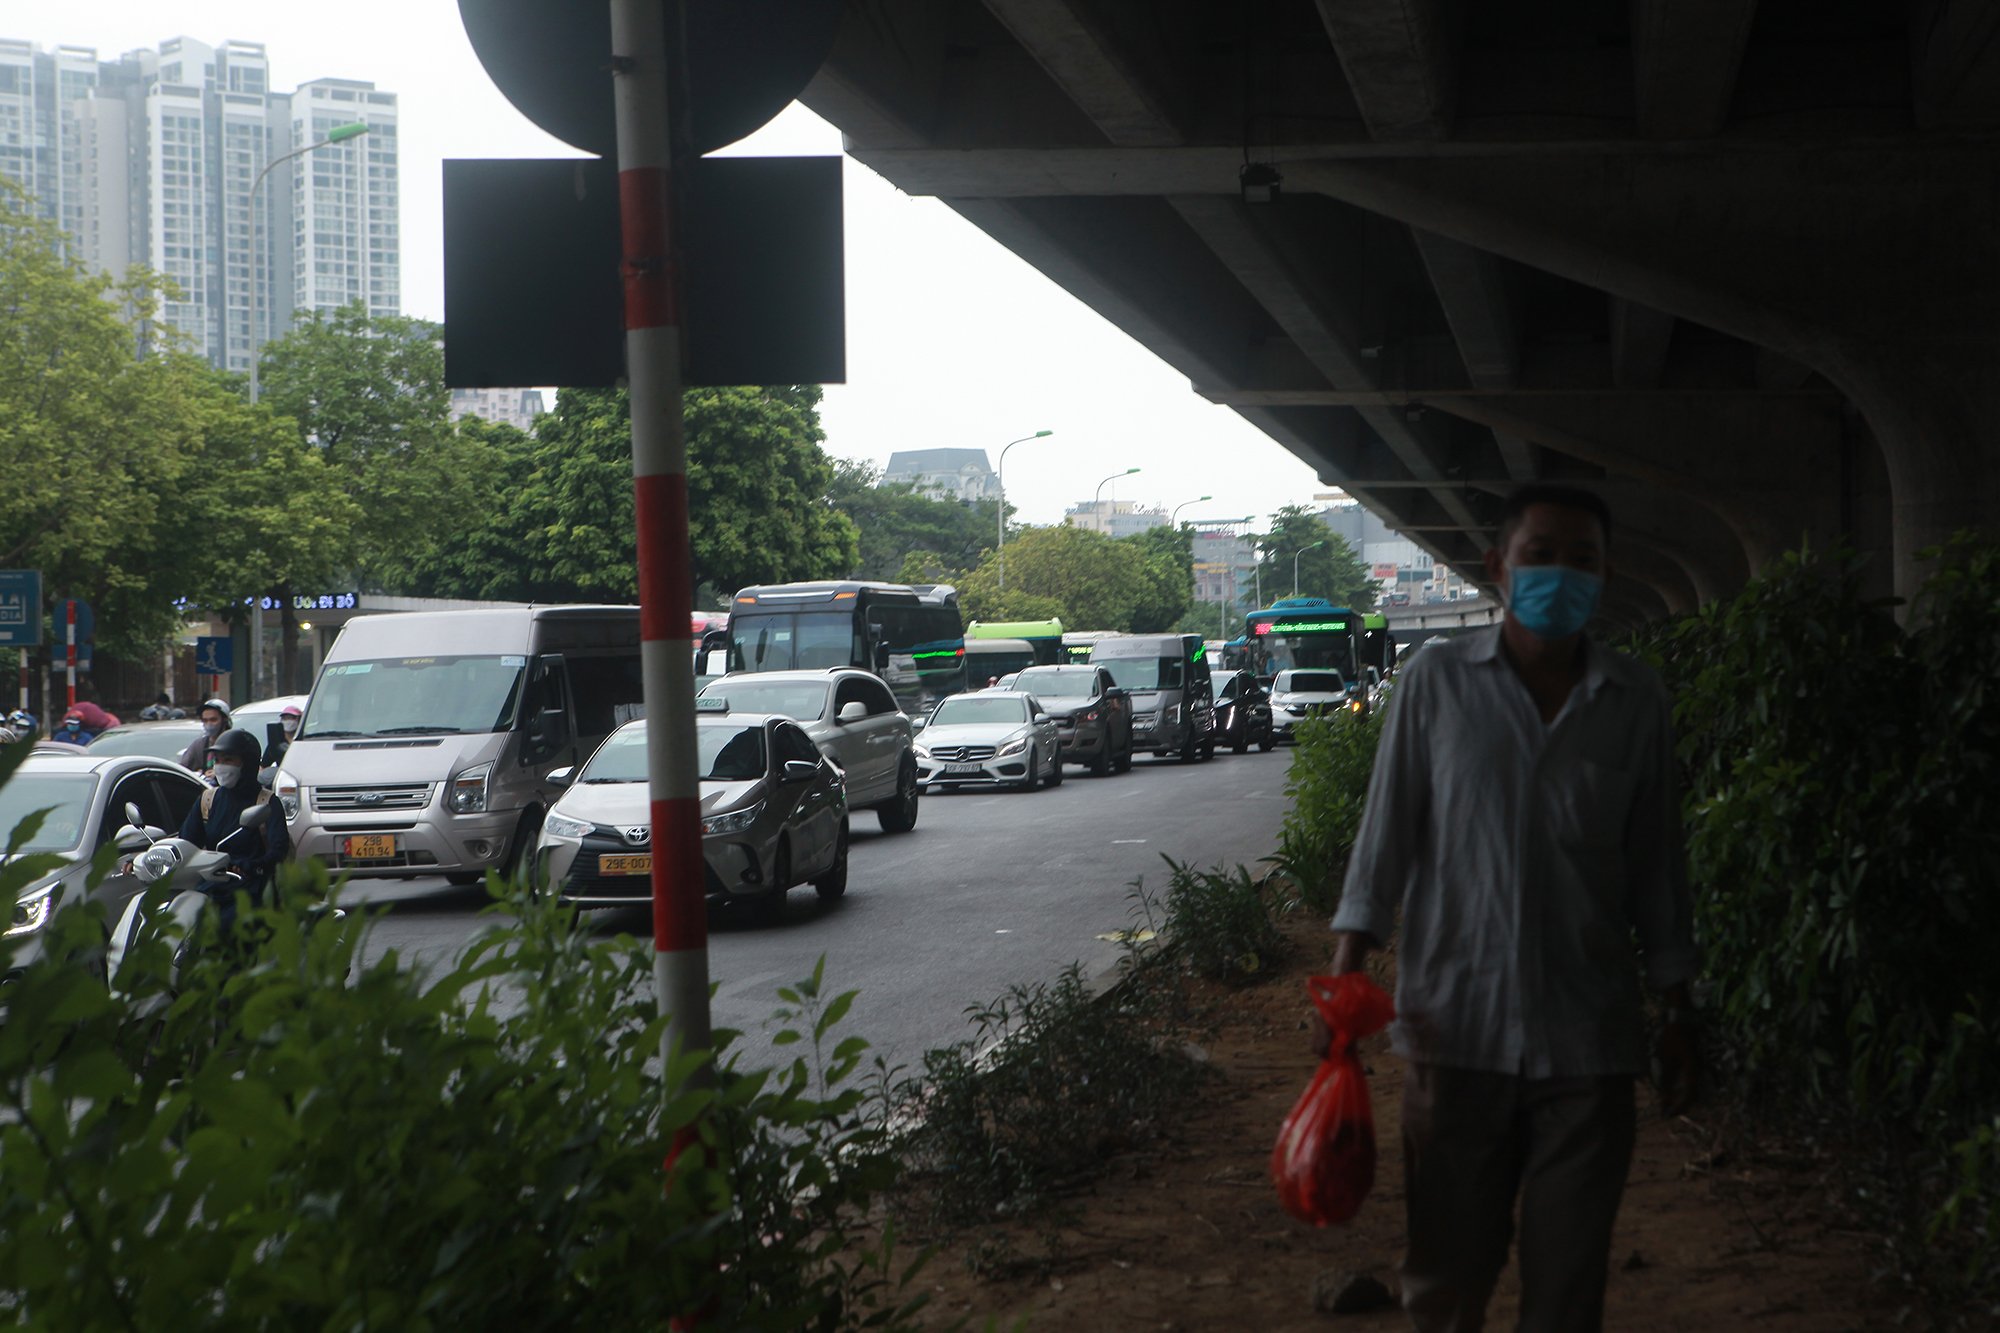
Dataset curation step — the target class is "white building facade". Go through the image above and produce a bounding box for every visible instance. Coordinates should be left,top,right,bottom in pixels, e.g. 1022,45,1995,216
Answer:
450,387,547,432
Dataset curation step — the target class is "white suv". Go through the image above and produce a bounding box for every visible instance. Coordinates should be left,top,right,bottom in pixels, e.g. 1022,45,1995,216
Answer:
696,669,920,832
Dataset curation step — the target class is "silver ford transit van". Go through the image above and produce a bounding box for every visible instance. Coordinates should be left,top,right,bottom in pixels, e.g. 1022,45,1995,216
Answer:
277,606,643,881
1086,632,1216,763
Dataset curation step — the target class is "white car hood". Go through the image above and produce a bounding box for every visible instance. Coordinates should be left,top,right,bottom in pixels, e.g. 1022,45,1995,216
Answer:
920,722,1029,749
552,778,762,828
1272,691,1347,706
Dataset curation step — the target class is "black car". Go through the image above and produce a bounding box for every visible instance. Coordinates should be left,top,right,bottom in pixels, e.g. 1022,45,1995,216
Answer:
1211,669,1275,753
1006,664,1135,775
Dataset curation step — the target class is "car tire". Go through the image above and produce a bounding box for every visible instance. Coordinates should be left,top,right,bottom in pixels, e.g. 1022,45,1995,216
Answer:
1046,748,1064,787
813,823,849,901
1089,742,1111,777
1114,738,1133,773
503,808,543,887
1259,733,1276,752
877,757,920,833
1232,728,1249,755
752,842,791,923
1019,746,1041,791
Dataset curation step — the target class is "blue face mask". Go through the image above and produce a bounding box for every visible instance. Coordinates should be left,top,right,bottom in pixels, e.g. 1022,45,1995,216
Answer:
1507,565,1603,639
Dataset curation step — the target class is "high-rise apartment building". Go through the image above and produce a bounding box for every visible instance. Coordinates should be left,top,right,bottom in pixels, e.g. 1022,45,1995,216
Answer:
0,36,397,371
451,387,547,433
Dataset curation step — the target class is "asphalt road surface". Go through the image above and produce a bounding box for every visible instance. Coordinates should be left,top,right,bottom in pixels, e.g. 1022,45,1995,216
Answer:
345,747,1295,1068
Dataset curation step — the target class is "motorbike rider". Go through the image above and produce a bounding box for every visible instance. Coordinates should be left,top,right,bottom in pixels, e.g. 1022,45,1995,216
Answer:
139,692,185,721
179,697,232,772
262,703,302,767
3,710,34,743
50,712,94,745
176,726,290,928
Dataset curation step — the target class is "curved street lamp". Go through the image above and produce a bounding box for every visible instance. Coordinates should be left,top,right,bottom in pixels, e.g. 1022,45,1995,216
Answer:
1293,539,1327,598
1170,495,1214,527
996,430,1053,591
1093,467,1141,508
248,121,370,405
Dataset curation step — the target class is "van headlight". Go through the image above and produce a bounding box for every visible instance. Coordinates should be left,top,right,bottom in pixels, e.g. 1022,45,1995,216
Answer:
1163,705,1180,725
274,768,300,820
448,763,492,814
542,811,592,840
701,802,762,836
5,885,54,938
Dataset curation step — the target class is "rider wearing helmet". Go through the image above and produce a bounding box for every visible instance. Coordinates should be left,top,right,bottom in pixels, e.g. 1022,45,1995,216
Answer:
49,713,94,745
262,702,303,766
179,697,232,772
3,710,34,743
177,727,290,918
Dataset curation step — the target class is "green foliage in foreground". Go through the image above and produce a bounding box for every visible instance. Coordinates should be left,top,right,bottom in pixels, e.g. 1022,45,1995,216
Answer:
0,864,925,1330
1631,538,2000,1303
1272,709,1386,915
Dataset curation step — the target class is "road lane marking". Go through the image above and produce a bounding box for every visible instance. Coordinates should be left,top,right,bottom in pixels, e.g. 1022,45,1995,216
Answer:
1112,838,1147,844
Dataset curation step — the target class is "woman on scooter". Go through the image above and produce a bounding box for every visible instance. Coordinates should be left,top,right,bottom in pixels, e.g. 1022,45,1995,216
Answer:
177,727,290,926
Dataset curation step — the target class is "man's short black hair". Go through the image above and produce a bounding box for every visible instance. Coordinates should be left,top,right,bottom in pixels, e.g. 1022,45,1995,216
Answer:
1496,484,1613,548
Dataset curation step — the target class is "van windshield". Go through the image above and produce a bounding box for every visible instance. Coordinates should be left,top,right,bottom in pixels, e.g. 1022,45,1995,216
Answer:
304,656,526,738
1095,656,1184,691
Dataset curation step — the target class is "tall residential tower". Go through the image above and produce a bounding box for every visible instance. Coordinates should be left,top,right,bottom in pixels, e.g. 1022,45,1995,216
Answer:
0,36,398,370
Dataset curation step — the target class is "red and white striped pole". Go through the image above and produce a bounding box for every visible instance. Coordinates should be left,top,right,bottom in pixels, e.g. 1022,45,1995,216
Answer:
610,0,712,1078
64,600,76,710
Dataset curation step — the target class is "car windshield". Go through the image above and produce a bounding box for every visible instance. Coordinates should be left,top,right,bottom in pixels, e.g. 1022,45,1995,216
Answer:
1013,671,1095,698
87,726,198,760
304,656,525,738
1278,670,1345,693
582,724,767,783
931,696,1028,727
1094,655,1184,691
0,772,97,853
699,679,829,721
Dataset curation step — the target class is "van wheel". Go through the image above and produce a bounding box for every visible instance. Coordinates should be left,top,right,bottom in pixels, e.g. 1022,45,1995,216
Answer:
1179,732,1201,764
877,757,920,833
814,824,849,901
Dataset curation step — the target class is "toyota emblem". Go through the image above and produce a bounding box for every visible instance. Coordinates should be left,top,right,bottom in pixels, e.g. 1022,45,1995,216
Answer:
622,826,650,846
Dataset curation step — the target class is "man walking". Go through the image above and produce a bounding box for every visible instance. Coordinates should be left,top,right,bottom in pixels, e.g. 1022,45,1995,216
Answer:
1322,484,1697,1332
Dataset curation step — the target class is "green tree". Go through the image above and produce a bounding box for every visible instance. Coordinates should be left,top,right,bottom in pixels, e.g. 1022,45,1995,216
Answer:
825,459,997,581
414,387,859,604
1253,506,1376,609
956,523,1177,630
0,188,211,654
1118,525,1194,632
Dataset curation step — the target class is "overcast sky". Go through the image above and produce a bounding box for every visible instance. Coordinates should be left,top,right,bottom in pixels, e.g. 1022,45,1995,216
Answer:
14,4,1327,530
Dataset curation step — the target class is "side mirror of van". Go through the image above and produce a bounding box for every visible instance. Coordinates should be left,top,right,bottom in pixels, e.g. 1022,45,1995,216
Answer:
836,701,867,724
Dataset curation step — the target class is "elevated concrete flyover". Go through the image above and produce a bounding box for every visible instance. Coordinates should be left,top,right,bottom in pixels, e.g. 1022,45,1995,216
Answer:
802,0,1999,618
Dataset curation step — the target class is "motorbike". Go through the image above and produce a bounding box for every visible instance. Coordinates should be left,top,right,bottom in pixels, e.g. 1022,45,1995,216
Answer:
104,800,277,1007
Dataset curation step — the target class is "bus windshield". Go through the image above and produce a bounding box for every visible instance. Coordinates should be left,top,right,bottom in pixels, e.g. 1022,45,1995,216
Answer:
305,656,525,737
1248,617,1358,678
728,611,860,672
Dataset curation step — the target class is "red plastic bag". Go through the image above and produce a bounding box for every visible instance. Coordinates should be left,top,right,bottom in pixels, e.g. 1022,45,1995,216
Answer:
1271,973,1396,1226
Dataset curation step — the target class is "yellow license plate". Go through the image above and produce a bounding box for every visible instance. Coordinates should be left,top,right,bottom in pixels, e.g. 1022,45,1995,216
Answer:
598,854,653,876
343,834,397,859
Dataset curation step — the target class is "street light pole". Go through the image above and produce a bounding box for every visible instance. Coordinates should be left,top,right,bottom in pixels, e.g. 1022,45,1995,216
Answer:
996,429,1053,592
1092,467,1141,530
247,121,368,406
1170,494,1214,528
1293,540,1327,599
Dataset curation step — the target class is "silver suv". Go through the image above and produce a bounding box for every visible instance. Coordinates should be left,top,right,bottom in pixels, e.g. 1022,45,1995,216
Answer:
697,669,920,832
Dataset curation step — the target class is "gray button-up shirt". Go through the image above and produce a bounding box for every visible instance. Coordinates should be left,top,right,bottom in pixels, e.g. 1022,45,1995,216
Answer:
1331,627,1696,1078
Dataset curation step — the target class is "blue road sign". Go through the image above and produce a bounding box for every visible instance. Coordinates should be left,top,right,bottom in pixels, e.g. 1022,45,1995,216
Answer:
195,636,234,675
0,571,40,647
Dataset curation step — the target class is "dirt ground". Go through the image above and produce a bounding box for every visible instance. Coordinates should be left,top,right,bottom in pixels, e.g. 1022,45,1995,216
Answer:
905,917,1902,1332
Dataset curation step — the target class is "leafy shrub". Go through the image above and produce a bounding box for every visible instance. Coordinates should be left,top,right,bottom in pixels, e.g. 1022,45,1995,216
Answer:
0,855,921,1330
1637,539,2000,1305
885,960,1207,1233
1271,710,1385,914
1156,857,1284,981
